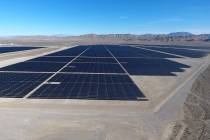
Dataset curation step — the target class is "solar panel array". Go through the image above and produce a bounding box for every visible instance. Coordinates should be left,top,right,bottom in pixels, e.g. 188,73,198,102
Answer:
0,45,205,100
0,45,145,100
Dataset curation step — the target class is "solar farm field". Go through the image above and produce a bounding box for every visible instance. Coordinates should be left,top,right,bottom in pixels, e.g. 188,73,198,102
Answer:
0,45,209,101
0,44,210,140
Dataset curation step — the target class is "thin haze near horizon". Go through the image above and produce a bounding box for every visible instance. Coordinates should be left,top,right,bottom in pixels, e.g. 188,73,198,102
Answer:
0,0,210,36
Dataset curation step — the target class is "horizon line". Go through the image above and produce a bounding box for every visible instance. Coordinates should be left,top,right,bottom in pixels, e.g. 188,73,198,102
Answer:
0,32,210,37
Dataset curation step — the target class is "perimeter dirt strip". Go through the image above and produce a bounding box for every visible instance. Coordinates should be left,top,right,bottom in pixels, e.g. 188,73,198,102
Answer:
154,58,210,113
23,46,91,98
169,65,210,140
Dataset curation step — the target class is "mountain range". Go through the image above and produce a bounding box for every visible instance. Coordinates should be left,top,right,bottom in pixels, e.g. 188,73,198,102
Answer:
1,32,210,42
77,32,210,42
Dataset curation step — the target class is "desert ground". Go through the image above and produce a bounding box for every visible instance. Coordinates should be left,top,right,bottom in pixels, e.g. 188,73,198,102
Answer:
0,37,210,140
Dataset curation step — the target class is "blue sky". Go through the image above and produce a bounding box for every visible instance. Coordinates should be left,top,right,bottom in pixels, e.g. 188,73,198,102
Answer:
0,0,210,36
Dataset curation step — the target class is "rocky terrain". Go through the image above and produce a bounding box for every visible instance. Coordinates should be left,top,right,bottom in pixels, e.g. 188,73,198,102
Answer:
169,65,210,140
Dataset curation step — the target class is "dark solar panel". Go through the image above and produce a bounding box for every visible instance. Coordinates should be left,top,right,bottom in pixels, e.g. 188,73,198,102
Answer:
107,45,180,58
28,56,74,63
145,45,210,51
0,82,42,98
0,62,65,72
81,45,112,57
62,63,125,73
0,47,42,54
144,46,209,58
46,46,88,56
107,45,145,57
29,74,145,100
74,57,117,63
49,74,132,83
0,72,52,82
117,58,190,76
133,47,182,58
0,73,52,98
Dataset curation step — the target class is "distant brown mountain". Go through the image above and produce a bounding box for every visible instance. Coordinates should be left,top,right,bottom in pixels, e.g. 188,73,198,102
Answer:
168,32,194,37
1,32,210,42
78,32,210,41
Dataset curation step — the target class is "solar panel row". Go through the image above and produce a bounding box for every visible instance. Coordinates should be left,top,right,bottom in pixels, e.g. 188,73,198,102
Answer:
0,47,43,54
0,62,66,72
28,56,74,63
29,74,144,100
46,46,88,56
81,45,112,57
107,45,181,58
74,57,117,63
144,46,209,58
117,58,190,76
29,82,142,100
0,82,42,98
0,73,52,98
63,63,125,74
0,73,52,82
48,74,132,84
144,45,210,51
